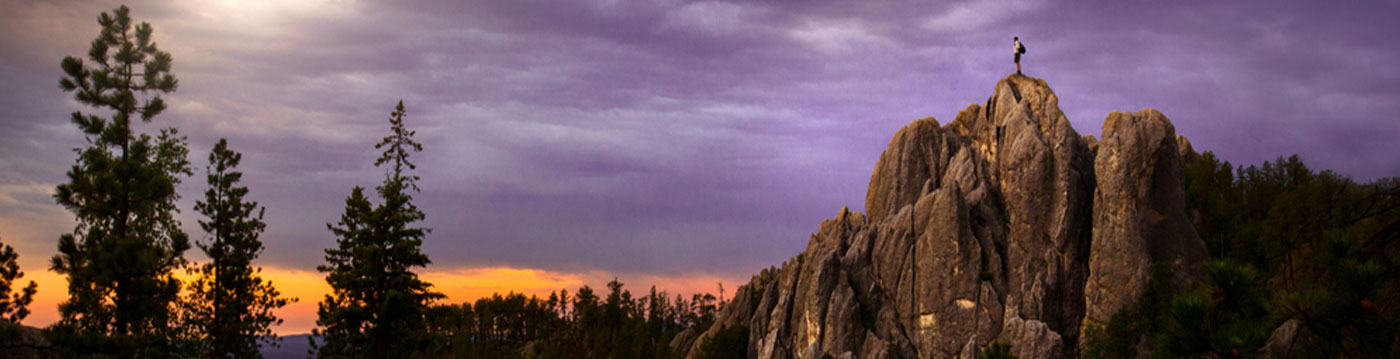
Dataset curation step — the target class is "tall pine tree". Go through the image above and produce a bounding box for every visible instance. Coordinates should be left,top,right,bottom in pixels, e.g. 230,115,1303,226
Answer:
313,101,443,358
183,138,294,358
48,5,191,357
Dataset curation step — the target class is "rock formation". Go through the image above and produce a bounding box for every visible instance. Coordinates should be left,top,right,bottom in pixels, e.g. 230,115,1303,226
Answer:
1084,109,1208,326
674,75,1207,359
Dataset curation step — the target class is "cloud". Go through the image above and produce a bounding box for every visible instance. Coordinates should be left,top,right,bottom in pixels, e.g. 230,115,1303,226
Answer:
661,1,759,37
922,0,1046,32
789,19,894,55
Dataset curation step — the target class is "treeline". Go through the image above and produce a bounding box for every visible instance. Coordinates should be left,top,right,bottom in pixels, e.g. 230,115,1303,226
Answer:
1084,152,1400,358
421,280,723,359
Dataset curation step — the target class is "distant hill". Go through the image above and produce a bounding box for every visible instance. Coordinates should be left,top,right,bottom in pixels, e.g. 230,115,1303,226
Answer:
261,334,314,359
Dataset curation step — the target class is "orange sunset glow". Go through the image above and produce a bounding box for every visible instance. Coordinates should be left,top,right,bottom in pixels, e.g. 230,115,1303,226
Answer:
17,265,740,335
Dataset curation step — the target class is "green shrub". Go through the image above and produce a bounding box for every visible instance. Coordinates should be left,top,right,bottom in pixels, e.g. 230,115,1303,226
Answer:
977,341,1016,359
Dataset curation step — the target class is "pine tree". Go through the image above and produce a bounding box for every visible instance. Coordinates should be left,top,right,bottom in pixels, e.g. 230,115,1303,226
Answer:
47,5,191,357
0,235,39,358
0,236,38,323
183,138,294,358
694,324,747,359
1158,259,1272,358
1285,235,1398,358
314,101,443,358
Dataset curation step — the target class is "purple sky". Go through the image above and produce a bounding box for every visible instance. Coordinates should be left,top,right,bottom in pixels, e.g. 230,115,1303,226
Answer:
2,0,1398,287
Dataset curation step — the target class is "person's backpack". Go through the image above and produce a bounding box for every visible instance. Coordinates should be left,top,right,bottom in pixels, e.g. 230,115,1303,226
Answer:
1018,43,1027,54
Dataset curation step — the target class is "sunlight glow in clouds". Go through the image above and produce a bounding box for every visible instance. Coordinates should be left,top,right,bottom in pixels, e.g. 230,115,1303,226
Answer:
789,19,893,55
922,0,1045,32
182,0,352,34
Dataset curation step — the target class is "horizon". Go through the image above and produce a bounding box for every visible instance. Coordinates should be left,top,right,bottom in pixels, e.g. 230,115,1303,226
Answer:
2,0,1398,335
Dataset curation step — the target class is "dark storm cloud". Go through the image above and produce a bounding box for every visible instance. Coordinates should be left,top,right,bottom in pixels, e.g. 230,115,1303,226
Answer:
2,0,1397,281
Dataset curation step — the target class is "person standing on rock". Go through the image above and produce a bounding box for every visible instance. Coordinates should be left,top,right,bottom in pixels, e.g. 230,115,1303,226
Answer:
1014,36,1027,75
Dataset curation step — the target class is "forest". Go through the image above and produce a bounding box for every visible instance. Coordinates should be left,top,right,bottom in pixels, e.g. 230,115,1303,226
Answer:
420,280,729,359
1082,152,1399,358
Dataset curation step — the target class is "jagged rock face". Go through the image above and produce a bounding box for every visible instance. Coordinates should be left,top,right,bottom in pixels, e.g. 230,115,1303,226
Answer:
679,76,1204,359
952,76,1096,352
1259,319,1299,359
1084,109,1208,326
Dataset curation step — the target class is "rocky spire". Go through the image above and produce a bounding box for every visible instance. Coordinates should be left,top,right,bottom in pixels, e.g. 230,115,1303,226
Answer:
674,75,1206,359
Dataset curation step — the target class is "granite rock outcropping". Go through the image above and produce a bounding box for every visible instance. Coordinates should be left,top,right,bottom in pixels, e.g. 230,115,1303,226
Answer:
674,75,1207,359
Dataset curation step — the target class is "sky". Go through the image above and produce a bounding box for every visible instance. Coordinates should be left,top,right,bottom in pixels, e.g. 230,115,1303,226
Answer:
2,0,1398,334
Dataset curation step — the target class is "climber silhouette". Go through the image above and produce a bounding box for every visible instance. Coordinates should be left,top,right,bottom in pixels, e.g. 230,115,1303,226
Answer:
1014,36,1026,75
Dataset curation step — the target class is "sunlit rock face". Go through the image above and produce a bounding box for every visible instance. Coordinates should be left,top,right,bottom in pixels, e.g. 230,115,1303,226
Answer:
673,75,1205,359
1085,109,1209,328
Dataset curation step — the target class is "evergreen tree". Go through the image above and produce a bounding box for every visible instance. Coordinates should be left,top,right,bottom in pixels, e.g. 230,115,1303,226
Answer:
417,280,720,358
1181,152,1400,357
48,5,191,357
1285,235,1399,358
694,324,747,359
183,138,294,358
0,236,40,359
1158,259,1272,358
0,236,37,323
314,101,443,358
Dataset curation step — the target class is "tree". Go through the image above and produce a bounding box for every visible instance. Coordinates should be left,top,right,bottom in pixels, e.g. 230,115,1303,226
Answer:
414,280,720,359
48,5,190,357
183,138,294,358
1284,235,1399,358
1158,259,1272,358
0,236,37,323
694,324,747,359
314,101,443,358
1181,152,1400,357
0,235,38,353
